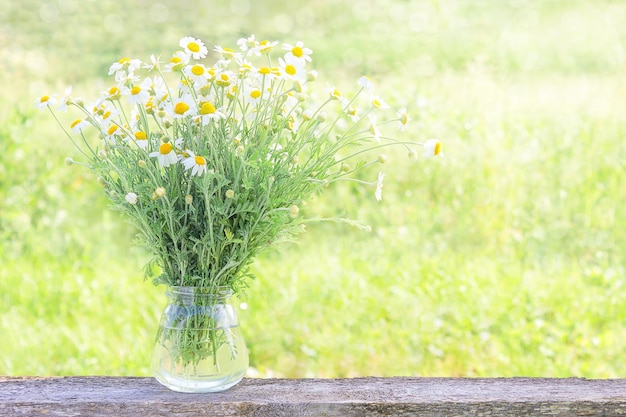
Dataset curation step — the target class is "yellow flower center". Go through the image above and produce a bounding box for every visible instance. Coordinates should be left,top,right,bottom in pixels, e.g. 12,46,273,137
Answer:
119,57,130,64
191,65,204,76
102,111,111,120
259,67,271,75
216,73,231,87
135,131,147,140
159,143,173,154
174,102,190,115
434,142,442,155
107,125,118,135
40,95,49,103
187,41,200,53
170,56,182,64
70,119,81,128
109,87,120,96
131,86,141,95
372,99,382,108
200,102,216,114
285,65,297,76
292,46,303,57
195,155,206,165
250,90,261,99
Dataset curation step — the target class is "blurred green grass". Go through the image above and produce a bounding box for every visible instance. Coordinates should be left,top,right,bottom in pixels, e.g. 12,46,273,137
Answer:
1,0,624,378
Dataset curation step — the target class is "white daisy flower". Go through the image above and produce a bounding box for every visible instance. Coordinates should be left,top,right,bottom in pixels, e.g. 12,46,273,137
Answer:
164,51,189,72
179,36,208,60
374,171,385,202
132,131,149,149
370,95,390,109
423,139,443,158
278,56,306,80
108,57,142,76
369,114,381,143
257,39,279,55
325,85,348,105
396,107,410,132
345,105,359,122
57,86,73,112
250,66,277,83
197,101,226,125
184,63,209,85
244,87,266,106
34,95,57,110
143,54,162,71
104,123,123,140
282,41,313,64
114,68,140,86
166,95,196,119
70,118,90,134
237,35,257,52
213,45,240,61
149,142,178,167
124,77,152,105
182,150,208,177
358,76,374,92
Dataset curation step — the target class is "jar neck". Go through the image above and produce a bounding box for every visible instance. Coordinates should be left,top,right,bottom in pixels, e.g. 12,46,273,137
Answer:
166,286,233,304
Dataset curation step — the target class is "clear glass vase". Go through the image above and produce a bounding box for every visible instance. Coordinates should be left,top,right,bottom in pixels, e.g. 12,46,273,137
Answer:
151,286,248,393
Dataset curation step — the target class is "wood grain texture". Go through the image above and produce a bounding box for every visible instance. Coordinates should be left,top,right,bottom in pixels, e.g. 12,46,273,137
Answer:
1,377,625,416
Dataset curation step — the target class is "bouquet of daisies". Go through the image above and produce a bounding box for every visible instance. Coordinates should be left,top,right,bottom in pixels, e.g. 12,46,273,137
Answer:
38,34,442,293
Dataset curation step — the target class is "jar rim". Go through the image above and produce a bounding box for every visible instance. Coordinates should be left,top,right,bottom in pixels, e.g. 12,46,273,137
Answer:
166,285,233,297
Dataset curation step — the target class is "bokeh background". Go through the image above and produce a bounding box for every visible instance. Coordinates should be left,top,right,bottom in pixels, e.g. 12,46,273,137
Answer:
1,0,625,378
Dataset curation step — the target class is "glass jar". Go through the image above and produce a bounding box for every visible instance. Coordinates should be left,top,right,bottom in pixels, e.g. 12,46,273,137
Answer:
151,286,248,393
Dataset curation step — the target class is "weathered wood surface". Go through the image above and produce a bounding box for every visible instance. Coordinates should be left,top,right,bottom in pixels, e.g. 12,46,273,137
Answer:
1,376,625,416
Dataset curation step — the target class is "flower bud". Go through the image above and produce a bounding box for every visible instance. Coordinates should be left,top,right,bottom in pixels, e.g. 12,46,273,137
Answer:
316,111,327,122
378,153,388,164
408,150,418,160
65,157,74,166
155,187,166,198
289,204,299,218
125,192,138,205
225,189,235,199
185,194,193,205
138,160,147,168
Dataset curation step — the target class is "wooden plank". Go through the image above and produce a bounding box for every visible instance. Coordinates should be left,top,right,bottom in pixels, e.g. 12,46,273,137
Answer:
1,377,625,416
